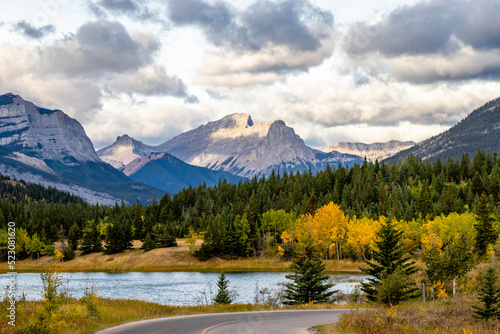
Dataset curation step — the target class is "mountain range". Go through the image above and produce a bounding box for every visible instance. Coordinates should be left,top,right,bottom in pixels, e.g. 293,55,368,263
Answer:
3,91,499,204
0,93,163,204
98,134,244,193
99,114,366,181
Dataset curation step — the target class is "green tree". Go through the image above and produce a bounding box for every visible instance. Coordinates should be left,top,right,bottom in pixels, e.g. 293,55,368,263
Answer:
360,219,419,304
474,193,496,257
142,233,155,252
213,273,234,305
441,233,475,297
283,236,336,305
64,245,75,261
472,267,500,320
68,223,80,250
104,222,126,254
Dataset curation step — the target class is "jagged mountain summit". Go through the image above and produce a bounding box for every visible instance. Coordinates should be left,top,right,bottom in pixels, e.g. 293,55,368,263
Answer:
324,140,416,163
0,93,100,165
0,93,163,204
389,97,500,162
98,134,153,170
157,113,363,177
100,113,364,179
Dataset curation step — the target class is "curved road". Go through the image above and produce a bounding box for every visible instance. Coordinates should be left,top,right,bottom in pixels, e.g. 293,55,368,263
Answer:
96,309,353,334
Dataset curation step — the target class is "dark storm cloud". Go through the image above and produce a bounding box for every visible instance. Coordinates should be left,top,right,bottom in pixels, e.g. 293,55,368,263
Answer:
41,20,159,76
167,0,333,52
456,0,500,50
15,21,56,39
344,0,500,57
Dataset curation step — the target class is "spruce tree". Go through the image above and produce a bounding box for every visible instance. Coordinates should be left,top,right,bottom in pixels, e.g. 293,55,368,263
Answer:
142,233,155,252
361,219,419,304
472,267,500,320
474,193,496,257
283,235,336,305
213,273,234,305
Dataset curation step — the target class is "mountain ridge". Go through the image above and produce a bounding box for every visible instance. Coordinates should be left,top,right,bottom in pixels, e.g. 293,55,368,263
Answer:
0,93,164,204
388,97,500,162
99,113,364,179
325,140,416,163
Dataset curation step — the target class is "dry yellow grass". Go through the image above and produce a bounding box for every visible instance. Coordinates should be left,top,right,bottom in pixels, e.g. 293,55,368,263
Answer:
317,296,500,334
2,239,365,273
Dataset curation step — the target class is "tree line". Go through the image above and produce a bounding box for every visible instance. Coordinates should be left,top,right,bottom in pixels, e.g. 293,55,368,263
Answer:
0,150,499,261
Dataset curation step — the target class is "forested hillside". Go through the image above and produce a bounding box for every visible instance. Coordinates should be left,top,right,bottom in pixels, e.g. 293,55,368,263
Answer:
390,97,500,162
2,150,499,262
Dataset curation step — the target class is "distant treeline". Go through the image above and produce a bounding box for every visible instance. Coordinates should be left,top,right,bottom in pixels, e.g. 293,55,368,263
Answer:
1,149,499,260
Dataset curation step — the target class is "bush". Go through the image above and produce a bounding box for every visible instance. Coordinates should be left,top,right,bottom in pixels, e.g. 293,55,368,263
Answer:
376,268,420,306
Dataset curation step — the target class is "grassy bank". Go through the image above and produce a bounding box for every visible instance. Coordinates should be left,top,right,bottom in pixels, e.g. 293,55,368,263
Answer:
316,296,500,334
0,298,361,334
0,239,365,274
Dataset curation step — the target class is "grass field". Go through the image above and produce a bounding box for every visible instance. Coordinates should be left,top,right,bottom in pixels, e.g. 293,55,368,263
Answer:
0,239,365,273
315,296,500,334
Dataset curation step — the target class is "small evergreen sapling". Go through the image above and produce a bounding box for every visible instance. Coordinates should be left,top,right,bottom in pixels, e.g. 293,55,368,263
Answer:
213,273,234,305
142,233,155,252
472,267,500,320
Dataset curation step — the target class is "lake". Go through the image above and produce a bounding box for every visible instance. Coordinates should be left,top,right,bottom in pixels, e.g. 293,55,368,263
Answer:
2,272,368,306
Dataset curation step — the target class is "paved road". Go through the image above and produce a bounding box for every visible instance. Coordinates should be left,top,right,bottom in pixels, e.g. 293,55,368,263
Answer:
96,309,353,334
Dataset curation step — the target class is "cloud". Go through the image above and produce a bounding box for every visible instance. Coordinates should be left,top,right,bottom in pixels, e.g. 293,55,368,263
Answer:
344,0,500,57
40,20,159,77
168,0,333,52
168,0,335,85
88,0,160,22
0,19,191,124
100,0,138,13
15,21,56,39
106,65,187,97
341,0,500,84
184,95,199,104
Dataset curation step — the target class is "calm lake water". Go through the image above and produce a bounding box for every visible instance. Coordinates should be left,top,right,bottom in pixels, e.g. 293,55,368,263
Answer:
1,272,368,306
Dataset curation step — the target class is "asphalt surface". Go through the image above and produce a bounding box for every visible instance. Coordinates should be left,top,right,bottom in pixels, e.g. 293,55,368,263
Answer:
96,309,353,334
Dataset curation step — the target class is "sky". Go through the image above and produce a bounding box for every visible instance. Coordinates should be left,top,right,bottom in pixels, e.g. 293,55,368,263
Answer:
1,0,500,150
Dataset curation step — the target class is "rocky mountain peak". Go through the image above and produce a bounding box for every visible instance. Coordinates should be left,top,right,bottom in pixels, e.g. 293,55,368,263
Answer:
97,134,153,170
0,93,100,165
213,113,254,129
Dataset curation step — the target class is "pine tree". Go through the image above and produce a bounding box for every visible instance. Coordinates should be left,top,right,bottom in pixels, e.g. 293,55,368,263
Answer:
361,218,419,304
104,222,126,254
64,245,75,261
474,193,496,257
472,267,500,320
283,235,336,305
213,273,234,305
142,233,155,252
68,223,80,250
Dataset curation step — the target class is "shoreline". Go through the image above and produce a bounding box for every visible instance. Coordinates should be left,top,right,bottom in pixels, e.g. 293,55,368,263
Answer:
1,238,365,274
